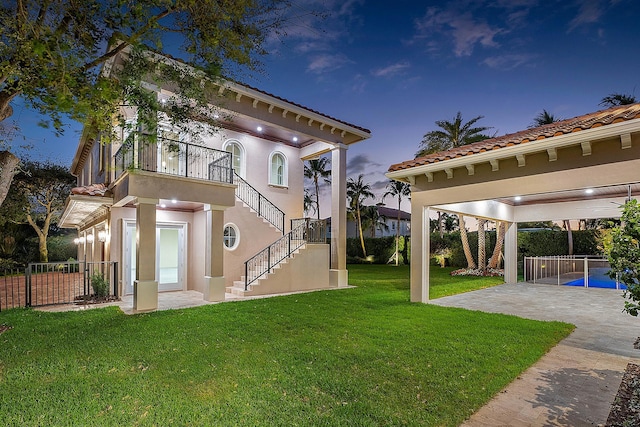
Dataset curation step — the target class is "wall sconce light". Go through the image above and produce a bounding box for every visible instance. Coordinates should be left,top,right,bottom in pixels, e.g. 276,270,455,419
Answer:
86,234,95,244
74,236,86,245
98,231,108,243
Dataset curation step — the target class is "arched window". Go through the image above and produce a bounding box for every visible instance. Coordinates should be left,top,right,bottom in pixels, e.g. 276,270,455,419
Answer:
223,140,245,178
269,151,287,187
223,223,240,250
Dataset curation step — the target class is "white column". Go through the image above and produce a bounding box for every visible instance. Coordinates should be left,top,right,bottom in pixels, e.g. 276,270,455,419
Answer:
411,205,430,303
504,222,518,284
203,205,226,302
330,144,348,287
134,198,158,311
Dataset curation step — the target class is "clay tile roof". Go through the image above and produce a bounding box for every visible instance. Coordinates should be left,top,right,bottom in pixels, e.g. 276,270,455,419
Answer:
378,206,410,220
71,183,109,196
388,103,640,172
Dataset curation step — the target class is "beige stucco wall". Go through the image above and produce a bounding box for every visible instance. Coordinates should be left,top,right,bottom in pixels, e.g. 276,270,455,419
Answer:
244,244,330,296
223,200,284,287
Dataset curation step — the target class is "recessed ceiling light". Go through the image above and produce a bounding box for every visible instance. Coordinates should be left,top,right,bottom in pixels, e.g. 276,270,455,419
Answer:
171,199,177,204
585,188,594,194
160,203,166,208
514,196,522,201
292,136,298,142
256,126,263,132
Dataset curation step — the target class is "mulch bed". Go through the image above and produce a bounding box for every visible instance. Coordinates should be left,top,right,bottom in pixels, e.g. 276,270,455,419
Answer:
606,363,640,426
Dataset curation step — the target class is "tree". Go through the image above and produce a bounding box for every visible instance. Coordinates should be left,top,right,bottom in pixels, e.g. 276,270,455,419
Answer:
361,205,388,238
415,111,493,157
416,112,492,269
600,93,637,108
0,161,75,262
347,174,374,258
607,199,640,316
477,219,487,273
383,180,410,266
303,189,316,218
530,109,560,128
488,221,506,269
0,0,291,207
563,220,574,256
458,215,476,269
304,158,331,220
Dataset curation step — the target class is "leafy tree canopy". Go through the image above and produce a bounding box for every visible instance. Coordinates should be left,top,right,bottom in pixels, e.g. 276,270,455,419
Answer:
0,0,294,209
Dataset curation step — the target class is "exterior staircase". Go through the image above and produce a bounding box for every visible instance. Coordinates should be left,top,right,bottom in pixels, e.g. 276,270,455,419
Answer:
226,218,327,297
233,172,284,233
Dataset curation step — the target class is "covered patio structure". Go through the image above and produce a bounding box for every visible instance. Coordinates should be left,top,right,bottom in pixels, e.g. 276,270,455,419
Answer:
387,103,640,302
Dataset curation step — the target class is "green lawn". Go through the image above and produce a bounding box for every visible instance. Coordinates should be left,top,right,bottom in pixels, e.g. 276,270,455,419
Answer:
0,265,572,426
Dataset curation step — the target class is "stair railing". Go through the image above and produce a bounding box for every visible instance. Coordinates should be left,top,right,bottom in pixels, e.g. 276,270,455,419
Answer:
244,218,326,290
233,172,285,233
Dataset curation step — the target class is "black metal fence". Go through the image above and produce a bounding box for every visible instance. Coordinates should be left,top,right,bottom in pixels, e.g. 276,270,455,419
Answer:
0,261,118,311
234,172,285,233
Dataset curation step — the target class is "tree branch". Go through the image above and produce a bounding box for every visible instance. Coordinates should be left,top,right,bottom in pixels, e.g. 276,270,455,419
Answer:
81,7,175,72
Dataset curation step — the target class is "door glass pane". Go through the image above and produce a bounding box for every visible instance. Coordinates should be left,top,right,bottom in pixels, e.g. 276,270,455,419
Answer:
159,228,179,284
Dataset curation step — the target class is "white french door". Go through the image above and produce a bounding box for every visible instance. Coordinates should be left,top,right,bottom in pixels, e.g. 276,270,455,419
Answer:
123,221,186,295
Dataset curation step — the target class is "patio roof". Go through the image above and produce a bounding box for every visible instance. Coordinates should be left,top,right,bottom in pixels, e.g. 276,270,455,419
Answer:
388,103,640,176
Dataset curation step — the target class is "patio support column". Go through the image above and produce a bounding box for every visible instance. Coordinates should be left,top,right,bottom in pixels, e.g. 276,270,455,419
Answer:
203,205,226,302
134,198,158,311
330,143,348,287
504,222,518,284
410,204,430,303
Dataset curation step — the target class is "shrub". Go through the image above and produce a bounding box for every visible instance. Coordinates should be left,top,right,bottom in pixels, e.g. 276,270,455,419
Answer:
90,272,110,299
607,199,640,316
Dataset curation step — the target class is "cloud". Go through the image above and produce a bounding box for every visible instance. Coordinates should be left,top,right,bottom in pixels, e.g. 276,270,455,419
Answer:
371,62,411,78
567,0,604,31
347,154,382,174
414,8,502,57
482,53,537,69
307,53,353,74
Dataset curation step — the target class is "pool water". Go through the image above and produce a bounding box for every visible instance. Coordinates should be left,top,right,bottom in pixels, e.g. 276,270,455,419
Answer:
564,268,626,289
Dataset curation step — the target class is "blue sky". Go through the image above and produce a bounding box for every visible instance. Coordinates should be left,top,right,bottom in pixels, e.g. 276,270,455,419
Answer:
7,0,640,216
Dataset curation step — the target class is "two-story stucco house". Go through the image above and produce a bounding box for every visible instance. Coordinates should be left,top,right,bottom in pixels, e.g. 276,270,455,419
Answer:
59,52,370,311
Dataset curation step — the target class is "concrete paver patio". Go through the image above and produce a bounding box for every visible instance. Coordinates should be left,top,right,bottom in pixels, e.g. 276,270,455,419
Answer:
432,282,640,426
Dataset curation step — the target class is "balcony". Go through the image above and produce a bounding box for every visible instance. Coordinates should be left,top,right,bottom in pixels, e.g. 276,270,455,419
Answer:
114,136,233,185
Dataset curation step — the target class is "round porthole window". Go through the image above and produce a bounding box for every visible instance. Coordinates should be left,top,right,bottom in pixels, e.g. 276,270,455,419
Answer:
223,223,239,250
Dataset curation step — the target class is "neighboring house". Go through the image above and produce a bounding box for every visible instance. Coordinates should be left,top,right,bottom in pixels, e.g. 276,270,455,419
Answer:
387,103,640,303
344,206,410,238
59,52,371,311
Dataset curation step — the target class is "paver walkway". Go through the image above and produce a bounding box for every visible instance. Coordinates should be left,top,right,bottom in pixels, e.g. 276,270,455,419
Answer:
432,282,640,426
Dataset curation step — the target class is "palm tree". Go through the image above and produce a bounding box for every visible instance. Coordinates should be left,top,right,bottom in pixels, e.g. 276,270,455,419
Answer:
530,109,559,128
383,180,411,266
415,111,493,157
303,189,316,218
361,205,388,238
600,92,637,108
477,219,487,273
347,174,375,258
488,221,506,269
416,112,491,269
304,158,331,220
458,215,476,269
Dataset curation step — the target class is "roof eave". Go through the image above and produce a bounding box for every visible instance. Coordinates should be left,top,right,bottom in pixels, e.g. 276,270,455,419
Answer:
387,119,640,181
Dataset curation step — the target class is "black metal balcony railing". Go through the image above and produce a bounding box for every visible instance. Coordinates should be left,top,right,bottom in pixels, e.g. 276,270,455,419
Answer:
244,218,327,290
234,172,285,233
114,136,233,184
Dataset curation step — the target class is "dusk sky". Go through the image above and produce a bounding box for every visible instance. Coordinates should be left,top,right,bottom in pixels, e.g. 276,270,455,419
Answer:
7,0,640,217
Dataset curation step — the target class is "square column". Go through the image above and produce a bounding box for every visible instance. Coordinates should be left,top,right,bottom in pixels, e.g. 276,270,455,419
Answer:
203,205,225,302
504,222,518,284
330,144,348,287
134,198,158,311
410,205,430,303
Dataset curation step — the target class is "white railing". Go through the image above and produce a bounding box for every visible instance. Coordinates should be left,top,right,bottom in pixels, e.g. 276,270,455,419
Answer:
524,256,622,289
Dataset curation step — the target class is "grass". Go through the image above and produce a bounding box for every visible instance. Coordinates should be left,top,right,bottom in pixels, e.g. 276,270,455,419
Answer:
0,265,573,426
